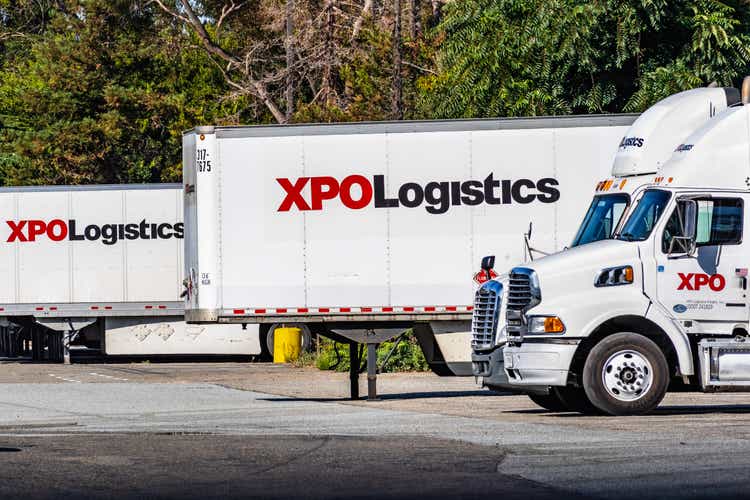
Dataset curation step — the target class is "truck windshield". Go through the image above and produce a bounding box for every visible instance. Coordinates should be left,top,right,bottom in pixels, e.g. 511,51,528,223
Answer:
572,194,629,247
617,189,671,241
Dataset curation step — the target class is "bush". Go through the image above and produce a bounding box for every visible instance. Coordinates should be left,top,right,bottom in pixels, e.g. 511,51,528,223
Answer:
312,330,429,373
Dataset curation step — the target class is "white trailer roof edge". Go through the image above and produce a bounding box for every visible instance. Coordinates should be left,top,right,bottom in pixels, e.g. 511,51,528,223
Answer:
0,183,182,193
186,114,638,138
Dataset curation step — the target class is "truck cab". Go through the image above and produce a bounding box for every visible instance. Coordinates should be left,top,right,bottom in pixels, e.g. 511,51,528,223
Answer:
471,87,739,394
501,84,750,415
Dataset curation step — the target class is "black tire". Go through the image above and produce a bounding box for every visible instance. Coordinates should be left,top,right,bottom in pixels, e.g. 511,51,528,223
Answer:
582,332,669,416
528,391,568,412
427,361,454,376
551,386,601,415
259,324,272,361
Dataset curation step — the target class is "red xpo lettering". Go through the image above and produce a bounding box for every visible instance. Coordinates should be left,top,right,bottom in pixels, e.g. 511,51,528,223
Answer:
310,176,340,210
277,175,374,212
277,178,311,211
677,272,726,291
6,219,68,242
6,220,27,242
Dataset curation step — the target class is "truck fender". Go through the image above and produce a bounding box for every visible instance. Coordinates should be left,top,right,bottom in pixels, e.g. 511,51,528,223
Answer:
644,302,694,376
576,305,693,377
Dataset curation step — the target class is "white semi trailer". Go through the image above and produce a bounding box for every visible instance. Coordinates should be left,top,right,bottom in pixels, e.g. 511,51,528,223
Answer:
0,184,260,362
496,79,750,415
181,116,636,395
471,87,740,395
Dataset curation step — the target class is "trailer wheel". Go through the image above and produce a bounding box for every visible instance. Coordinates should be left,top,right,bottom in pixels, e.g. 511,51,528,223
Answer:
427,361,454,376
528,391,567,412
582,332,669,416
551,386,600,415
261,323,314,361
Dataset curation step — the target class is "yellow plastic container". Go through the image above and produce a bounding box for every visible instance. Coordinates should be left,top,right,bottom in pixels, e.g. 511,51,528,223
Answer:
273,327,302,363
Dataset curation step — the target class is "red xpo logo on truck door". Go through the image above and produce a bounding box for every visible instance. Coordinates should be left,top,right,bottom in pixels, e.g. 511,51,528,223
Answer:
677,272,726,291
276,174,560,214
5,219,184,245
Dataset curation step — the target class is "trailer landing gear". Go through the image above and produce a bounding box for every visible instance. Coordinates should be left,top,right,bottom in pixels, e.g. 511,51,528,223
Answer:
347,342,380,401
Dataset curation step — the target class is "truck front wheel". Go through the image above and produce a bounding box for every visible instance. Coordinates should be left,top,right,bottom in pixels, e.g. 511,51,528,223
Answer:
550,386,600,414
582,332,669,416
527,391,567,412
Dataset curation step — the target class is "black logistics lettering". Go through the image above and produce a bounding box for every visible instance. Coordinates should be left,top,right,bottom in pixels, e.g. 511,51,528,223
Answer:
373,174,398,208
125,223,140,240
460,180,484,206
483,174,502,205
536,178,560,203
398,183,424,208
511,179,536,204
84,224,101,241
139,219,150,239
68,219,85,241
424,181,450,214
157,223,173,239
101,224,118,245
501,179,512,204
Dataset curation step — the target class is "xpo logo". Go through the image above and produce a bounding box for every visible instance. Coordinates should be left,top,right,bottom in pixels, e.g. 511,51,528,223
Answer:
276,174,560,214
6,219,184,245
677,272,726,291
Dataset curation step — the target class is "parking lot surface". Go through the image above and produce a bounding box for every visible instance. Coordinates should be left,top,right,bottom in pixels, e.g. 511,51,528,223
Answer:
2,360,750,499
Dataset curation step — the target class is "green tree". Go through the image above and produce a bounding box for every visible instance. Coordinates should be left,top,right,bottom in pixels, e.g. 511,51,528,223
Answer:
418,0,750,118
0,0,249,185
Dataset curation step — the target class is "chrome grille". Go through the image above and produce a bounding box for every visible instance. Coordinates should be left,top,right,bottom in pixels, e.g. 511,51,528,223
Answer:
507,273,531,310
506,267,540,339
471,280,502,350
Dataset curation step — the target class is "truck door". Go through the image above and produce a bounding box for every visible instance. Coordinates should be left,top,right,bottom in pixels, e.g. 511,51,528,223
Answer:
655,194,747,324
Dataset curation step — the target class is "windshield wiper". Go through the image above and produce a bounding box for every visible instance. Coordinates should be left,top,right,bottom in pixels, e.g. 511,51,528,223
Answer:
619,232,636,241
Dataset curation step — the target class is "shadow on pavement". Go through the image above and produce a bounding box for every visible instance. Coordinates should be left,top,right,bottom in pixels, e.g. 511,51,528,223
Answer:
257,389,503,403
510,403,750,417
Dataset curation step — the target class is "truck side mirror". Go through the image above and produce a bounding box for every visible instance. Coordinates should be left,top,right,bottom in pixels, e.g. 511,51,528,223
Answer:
481,255,496,282
683,199,697,240
481,255,495,272
668,199,698,258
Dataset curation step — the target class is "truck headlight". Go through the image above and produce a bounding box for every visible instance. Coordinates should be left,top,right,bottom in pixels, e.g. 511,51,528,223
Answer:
527,316,565,334
594,265,634,287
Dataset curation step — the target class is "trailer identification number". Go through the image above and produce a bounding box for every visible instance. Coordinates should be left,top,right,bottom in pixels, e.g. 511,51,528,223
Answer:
196,149,211,172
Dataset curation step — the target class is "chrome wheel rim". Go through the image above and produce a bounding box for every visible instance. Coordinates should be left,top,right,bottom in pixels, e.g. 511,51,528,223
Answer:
602,349,653,402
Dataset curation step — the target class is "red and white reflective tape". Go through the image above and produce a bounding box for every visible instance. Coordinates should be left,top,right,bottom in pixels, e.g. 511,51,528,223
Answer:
4,304,173,312
227,305,474,315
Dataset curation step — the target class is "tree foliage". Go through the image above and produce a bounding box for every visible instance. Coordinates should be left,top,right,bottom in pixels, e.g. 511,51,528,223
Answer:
1,0,750,185
418,0,750,118
0,0,252,185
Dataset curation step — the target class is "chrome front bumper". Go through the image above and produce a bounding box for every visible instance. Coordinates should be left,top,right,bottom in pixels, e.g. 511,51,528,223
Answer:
472,348,511,389
503,341,581,387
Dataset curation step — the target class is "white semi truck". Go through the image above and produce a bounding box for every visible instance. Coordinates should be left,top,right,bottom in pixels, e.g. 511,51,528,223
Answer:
0,184,260,362
495,80,750,415
471,87,741,395
182,116,636,394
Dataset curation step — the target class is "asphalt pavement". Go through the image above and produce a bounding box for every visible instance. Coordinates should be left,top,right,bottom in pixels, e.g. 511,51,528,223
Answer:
1,360,750,499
